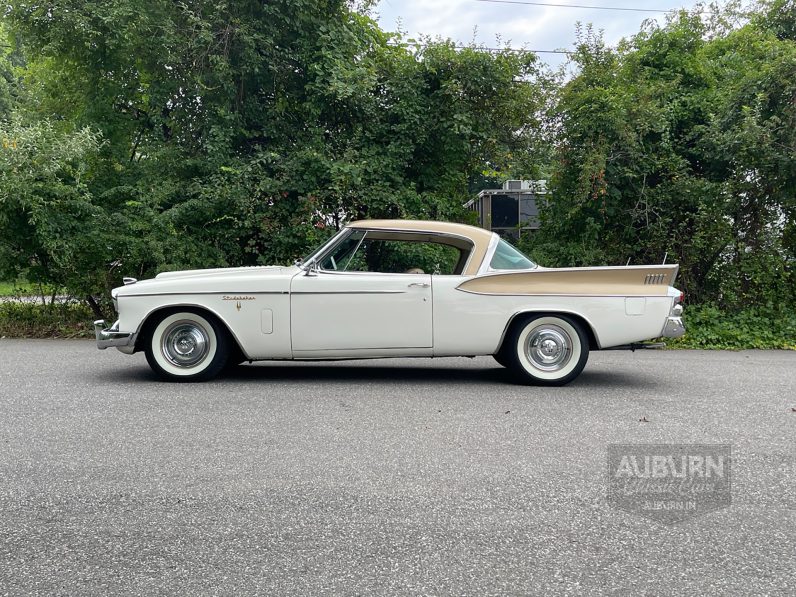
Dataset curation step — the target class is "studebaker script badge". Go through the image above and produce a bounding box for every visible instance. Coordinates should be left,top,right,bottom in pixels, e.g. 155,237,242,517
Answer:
222,295,255,312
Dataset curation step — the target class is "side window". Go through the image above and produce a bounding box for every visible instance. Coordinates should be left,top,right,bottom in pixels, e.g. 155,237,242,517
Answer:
357,240,462,274
489,239,537,270
318,231,473,274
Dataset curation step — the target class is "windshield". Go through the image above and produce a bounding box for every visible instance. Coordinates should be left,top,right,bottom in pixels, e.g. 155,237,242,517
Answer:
318,230,367,271
301,228,349,266
489,238,537,270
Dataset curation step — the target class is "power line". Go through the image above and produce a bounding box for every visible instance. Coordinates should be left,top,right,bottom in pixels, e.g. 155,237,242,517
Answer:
389,41,572,54
474,0,694,14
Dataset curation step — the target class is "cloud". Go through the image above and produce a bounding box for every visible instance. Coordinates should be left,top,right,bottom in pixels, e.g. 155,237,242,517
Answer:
374,0,707,64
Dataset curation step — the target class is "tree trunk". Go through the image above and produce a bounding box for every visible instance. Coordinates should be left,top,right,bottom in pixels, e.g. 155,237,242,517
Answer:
85,295,106,321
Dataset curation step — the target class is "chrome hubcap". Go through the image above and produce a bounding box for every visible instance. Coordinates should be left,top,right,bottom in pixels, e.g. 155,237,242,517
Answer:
525,324,573,371
161,321,210,368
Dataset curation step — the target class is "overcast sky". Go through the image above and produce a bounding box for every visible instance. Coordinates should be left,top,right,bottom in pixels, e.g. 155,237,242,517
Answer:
373,0,712,67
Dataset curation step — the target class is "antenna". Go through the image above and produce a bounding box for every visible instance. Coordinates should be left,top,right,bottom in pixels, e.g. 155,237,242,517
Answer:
626,257,631,266
662,252,668,265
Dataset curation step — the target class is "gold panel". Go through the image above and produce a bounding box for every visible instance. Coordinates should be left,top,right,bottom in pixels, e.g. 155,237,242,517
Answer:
457,265,679,296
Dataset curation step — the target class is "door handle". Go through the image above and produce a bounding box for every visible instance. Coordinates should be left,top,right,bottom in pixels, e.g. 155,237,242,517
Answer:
408,282,430,288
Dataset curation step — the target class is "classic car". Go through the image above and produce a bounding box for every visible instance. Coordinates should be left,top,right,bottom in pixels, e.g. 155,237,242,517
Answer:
94,219,685,385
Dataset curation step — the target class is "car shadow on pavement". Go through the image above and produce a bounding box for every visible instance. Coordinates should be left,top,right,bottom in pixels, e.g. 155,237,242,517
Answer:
93,362,657,390
221,362,517,385
575,369,658,389
216,362,658,390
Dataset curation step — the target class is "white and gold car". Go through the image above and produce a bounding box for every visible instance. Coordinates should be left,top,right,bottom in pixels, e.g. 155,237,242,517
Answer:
95,219,684,384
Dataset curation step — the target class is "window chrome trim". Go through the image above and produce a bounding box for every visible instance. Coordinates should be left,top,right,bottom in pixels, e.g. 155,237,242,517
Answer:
340,230,368,272
303,269,430,278
478,233,501,275
313,227,477,276
301,228,353,272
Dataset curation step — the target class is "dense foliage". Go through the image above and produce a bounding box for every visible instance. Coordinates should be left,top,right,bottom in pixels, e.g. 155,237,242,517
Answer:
523,3,796,317
0,1,544,318
0,1,794,333
668,305,796,349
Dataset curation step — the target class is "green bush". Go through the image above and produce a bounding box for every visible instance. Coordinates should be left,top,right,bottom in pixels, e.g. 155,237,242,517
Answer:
0,302,94,338
668,306,796,350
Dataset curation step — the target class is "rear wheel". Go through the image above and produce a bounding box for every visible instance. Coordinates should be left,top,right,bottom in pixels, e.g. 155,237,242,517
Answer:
504,314,589,386
144,310,229,382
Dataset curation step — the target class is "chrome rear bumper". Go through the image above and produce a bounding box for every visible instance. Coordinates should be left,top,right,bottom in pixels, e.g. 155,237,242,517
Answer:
94,319,136,350
661,303,685,338
661,316,685,338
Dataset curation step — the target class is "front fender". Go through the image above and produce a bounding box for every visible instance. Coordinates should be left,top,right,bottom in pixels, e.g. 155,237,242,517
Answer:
118,293,292,360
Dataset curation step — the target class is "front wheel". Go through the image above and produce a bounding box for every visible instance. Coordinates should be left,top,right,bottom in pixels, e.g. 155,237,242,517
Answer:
504,314,589,386
144,310,229,382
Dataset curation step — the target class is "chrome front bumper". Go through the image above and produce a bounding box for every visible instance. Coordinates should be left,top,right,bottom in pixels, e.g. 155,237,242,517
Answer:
94,319,136,350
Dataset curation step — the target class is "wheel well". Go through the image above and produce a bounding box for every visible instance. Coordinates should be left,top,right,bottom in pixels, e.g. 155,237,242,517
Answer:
499,311,600,353
134,305,245,360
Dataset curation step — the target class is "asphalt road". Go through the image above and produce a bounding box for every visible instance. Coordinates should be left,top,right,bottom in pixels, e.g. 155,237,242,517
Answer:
0,340,794,596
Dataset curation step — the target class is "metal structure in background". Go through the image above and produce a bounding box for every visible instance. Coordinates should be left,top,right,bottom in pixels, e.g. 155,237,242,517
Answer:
465,180,548,239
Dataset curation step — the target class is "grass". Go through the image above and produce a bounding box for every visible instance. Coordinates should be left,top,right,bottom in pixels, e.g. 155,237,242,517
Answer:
0,279,36,297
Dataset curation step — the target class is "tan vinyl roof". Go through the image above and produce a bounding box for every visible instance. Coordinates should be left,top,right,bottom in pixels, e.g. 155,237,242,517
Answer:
346,219,493,275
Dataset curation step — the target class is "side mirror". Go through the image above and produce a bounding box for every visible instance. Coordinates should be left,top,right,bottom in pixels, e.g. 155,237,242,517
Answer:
304,258,318,277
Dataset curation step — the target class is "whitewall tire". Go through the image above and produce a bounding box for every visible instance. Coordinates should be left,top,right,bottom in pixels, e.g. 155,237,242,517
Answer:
144,310,229,382
505,314,589,386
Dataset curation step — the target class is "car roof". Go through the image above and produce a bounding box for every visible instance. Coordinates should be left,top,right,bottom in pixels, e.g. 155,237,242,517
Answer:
346,219,494,276
348,219,492,242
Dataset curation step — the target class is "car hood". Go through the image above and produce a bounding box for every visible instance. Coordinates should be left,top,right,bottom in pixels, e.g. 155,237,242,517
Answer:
154,265,292,281
114,265,300,297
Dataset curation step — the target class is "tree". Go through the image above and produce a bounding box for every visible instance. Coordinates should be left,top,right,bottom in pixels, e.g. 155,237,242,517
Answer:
524,8,796,309
2,0,545,305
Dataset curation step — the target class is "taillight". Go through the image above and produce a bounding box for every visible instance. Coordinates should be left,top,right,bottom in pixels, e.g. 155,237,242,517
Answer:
679,291,685,304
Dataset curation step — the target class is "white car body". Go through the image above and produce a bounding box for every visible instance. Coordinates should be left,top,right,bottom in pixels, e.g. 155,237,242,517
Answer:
95,219,684,384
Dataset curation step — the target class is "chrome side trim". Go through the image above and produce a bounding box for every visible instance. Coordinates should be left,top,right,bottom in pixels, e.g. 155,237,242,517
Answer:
291,346,431,352
457,289,666,298
120,291,289,298
291,290,406,295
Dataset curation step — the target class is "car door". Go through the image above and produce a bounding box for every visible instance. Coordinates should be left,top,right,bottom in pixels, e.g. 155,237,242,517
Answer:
290,270,433,352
